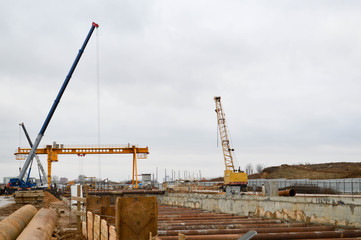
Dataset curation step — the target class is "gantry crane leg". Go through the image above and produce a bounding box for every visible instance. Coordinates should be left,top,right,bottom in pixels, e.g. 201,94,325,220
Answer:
132,147,138,188
132,154,135,187
47,158,52,189
135,152,138,188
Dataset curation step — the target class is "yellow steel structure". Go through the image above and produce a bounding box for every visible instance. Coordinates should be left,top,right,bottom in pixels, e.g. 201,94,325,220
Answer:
214,96,248,190
15,144,149,189
83,177,97,190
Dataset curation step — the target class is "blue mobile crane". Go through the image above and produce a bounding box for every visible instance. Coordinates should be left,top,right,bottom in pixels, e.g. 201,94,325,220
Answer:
8,22,99,189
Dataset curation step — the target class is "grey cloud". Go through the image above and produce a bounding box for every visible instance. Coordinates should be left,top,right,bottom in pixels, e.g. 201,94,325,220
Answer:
1,1,361,181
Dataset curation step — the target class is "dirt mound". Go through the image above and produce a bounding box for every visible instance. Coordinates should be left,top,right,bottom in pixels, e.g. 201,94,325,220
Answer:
44,191,62,207
249,162,361,179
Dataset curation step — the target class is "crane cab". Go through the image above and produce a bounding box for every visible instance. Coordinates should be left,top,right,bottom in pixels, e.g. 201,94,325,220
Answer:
224,170,248,192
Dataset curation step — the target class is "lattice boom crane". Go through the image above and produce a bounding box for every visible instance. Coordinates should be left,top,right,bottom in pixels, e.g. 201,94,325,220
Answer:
214,96,248,192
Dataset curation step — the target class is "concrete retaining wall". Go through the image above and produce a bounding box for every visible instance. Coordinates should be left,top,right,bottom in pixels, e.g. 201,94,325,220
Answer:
158,193,361,228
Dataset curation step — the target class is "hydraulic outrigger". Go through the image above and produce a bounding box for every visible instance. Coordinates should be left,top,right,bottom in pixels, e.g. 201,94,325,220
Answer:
9,22,99,189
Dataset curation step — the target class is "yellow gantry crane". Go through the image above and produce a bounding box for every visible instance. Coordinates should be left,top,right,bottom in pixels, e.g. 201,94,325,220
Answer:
214,96,248,192
15,143,149,189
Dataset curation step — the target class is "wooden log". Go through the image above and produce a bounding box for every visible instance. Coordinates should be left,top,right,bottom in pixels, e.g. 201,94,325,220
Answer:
82,221,87,238
87,211,93,240
109,226,116,240
94,214,101,240
100,219,108,240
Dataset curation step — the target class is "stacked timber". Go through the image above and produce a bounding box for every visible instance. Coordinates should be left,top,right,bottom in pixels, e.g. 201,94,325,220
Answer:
15,190,44,204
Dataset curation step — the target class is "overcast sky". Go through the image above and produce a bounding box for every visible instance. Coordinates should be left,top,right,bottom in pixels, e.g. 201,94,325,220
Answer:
1,1,361,183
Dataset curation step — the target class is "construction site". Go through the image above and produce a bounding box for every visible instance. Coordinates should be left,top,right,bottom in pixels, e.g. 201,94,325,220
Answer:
2,3,361,240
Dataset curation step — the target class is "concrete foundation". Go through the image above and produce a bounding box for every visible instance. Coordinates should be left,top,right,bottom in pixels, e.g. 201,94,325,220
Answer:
158,193,361,228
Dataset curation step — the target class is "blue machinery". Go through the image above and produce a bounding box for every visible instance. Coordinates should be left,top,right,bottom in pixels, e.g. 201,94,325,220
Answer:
9,22,99,189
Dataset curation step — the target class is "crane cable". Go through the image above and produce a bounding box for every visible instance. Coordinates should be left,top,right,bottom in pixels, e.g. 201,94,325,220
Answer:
77,27,101,182
216,117,219,148
96,27,101,181
226,115,240,170
18,124,22,172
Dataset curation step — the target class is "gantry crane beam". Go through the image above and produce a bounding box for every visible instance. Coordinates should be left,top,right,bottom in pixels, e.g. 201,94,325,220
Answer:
15,144,149,189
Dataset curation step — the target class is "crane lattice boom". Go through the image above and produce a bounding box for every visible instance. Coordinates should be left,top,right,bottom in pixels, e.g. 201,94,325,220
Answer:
214,96,248,191
214,96,235,171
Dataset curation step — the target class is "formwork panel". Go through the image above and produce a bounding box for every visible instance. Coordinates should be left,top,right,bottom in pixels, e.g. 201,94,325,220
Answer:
115,196,157,240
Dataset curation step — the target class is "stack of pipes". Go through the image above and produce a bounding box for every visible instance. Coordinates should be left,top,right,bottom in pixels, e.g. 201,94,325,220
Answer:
0,204,57,240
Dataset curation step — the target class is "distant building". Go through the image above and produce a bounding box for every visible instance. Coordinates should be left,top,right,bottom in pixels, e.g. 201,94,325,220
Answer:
142,174,152,186
60,177,68,184
3,177,16,184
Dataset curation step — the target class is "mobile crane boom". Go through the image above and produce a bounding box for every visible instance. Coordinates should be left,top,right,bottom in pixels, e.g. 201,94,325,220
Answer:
9,22,99,188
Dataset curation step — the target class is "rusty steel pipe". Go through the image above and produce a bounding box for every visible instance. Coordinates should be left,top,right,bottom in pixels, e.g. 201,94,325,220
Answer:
158,216,249,221
159,234,248,240
158,213,240,218
252,230,361,239
279,189,296,196
17,208,57,240
159,230,361,240
158,222,307,231
158,226,334,236
292,239,361,240
158,219,281,225
0,204,37,240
